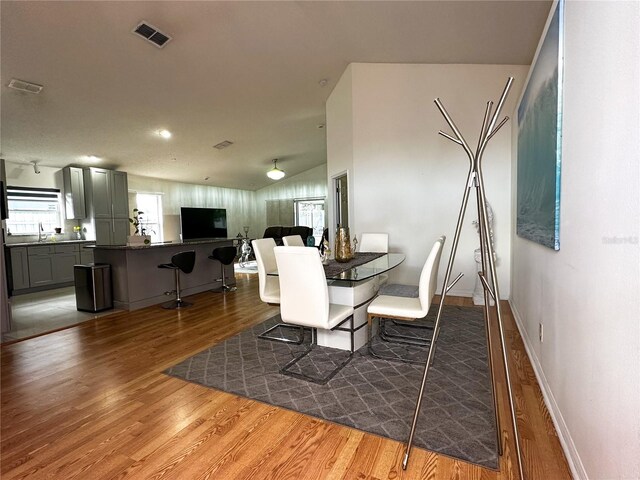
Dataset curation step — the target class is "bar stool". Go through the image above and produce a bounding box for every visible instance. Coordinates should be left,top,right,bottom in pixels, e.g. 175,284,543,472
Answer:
209,246,237,292
157,251,196,309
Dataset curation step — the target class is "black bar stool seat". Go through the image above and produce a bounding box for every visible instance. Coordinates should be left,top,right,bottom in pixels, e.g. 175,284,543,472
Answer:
209,246,237,292
157,250,196,309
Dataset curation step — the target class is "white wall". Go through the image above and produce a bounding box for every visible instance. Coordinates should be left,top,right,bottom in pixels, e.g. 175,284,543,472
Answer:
2,160,326,243
326,65,355,244
510,2,640,479
254,163,328,236
327,64,528,296
127,174,259,242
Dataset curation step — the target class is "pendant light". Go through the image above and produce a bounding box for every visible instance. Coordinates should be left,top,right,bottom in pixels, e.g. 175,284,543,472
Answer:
267,159,285,180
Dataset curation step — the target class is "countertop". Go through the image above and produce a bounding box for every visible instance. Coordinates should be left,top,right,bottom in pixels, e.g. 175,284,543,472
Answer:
5,239,96,248
87,238,239,250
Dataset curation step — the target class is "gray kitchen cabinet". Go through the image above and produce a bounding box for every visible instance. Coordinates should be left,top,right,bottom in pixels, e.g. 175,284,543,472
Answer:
9,243,88,293
62,166,86,219
111,171,129,219
28,246,55,287
80,245,94,264
113,218,129,245
52,244,80,283
9,247,30,290
89,168,112,219
94,218,128,246
84,168,129,245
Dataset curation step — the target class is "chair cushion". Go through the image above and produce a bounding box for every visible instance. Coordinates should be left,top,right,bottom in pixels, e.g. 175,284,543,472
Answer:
326,303,354,329
367,295,428,320
262,276,280,304
171,251,196,274
263,226,283,239
211,246,237,265
289,226,312,241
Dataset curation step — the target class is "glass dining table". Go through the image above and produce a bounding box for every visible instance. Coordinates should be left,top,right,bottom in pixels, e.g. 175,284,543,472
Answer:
269,252,405,351
324,253,405,285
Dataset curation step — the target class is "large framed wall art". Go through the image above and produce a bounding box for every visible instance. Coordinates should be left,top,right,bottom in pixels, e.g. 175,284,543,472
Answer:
516,0,564,250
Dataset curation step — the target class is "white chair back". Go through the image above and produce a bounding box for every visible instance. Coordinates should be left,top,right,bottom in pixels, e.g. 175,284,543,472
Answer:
359,233,389,253
252,238,278,303
282,235,305,247
418,236,446,313
274,246,330,329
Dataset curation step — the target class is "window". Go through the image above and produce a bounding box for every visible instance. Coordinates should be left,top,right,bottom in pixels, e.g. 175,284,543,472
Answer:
5,187,62,235
135,193,163,243
294,198,325,246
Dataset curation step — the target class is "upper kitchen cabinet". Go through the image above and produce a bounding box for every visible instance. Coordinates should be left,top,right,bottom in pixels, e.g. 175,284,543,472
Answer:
62,166,86,219
83,168,129,245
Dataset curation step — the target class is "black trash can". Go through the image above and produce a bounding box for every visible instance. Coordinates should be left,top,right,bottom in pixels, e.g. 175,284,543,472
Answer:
74,263,113,312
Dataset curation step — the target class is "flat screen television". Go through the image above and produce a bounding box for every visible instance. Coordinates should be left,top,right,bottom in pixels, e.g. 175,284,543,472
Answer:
180,207,228,241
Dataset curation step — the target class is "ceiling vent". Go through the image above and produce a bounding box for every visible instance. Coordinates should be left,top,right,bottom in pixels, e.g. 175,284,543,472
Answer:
8,79,43,94
132,21,172,48
213,140,234,150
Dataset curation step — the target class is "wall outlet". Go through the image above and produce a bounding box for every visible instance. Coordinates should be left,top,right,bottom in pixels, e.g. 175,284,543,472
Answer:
539,323,544,343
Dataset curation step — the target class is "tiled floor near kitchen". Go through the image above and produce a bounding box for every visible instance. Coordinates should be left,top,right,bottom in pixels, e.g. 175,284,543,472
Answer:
3,287,119,342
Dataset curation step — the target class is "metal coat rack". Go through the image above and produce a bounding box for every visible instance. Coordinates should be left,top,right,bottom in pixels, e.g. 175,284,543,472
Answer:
402,77,524,480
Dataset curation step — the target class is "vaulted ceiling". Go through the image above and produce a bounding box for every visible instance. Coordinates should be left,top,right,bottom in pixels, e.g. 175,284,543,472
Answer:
1,1,551,190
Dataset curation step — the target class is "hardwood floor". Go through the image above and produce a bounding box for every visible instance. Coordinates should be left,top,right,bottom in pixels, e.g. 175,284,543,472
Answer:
1,274,571,479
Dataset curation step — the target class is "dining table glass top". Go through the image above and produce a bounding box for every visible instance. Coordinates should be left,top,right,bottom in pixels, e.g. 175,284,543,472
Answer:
268,252,405,284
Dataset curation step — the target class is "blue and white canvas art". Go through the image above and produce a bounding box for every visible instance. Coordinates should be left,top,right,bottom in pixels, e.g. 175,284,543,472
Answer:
516,0,563,250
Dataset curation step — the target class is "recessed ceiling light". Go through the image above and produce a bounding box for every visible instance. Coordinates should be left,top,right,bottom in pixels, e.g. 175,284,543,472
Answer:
156,129,172,139
82,155,101,163
318,78,328,87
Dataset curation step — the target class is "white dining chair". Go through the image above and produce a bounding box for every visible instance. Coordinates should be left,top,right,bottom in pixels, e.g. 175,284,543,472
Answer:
366,235,445,363
359,232,390,285
282,235,305,247
275,246,357,384
359,233,389,253
252,238,304,345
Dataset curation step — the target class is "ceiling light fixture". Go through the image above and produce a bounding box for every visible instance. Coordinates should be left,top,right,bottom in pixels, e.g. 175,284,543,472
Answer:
84,155,101,163
266,159,285,180
156,129,172,139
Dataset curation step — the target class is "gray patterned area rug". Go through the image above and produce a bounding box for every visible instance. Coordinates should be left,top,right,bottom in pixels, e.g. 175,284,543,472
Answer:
165,305,498,469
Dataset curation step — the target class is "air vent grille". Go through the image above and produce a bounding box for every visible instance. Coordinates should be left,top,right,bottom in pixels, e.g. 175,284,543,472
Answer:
213,140,234,150
133,21,172,48
8,79,43,94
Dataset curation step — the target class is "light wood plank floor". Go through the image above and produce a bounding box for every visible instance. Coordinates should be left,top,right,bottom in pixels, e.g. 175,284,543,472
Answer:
1,274,571,479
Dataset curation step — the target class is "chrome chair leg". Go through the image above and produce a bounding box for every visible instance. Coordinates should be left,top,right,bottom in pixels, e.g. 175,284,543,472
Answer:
279,315,362,385
258,323,306,345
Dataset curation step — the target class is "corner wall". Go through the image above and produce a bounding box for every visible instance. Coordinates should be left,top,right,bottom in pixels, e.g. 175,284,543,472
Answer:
510,2,640,478
254,163,328,237
127,174,259,242
327,64,528,296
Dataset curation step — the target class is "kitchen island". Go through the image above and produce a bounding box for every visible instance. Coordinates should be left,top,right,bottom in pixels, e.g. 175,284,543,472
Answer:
90,239,238,311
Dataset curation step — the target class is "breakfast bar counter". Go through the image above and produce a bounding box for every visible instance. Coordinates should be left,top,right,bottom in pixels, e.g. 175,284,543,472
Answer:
89,239,237,311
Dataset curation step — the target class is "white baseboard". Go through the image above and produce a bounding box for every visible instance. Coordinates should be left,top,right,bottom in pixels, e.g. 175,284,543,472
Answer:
446,288,474,298
509,300,588,480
